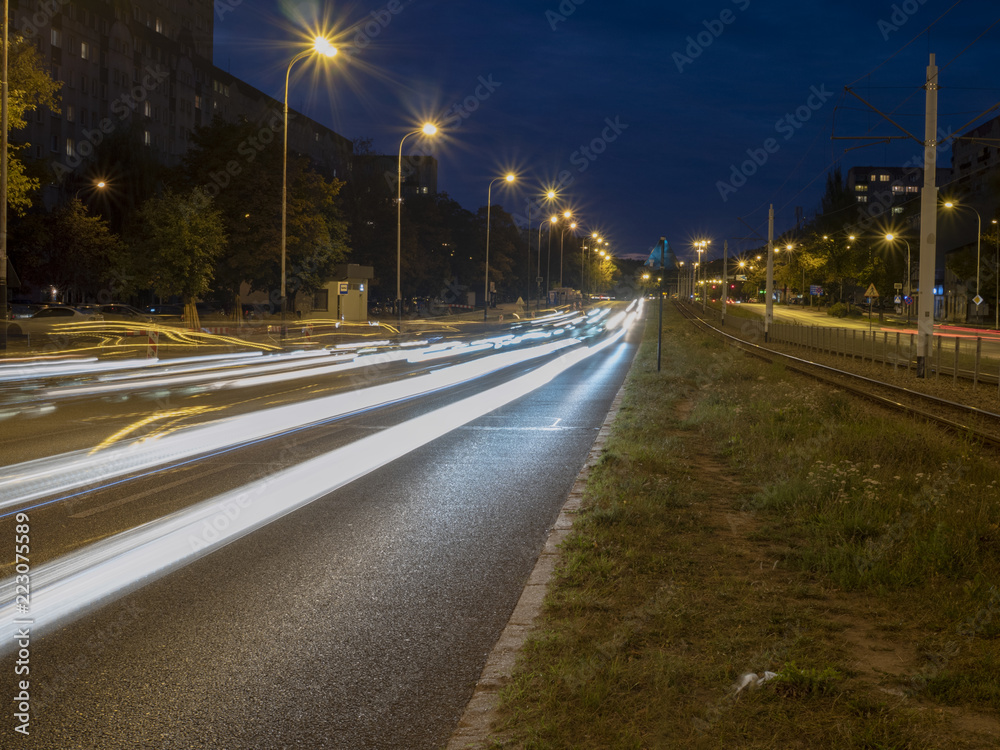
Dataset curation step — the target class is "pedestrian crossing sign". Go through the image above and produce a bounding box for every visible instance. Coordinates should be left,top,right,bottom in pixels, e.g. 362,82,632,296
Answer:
864,284,879,298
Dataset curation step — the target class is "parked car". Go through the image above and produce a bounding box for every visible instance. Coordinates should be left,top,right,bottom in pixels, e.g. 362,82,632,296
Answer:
6,305,104,336
143,304,185,320
95,304,154,323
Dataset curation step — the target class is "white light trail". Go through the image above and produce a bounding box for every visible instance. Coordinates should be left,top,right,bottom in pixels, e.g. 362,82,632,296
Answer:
0,316,636,650
0,339,580,510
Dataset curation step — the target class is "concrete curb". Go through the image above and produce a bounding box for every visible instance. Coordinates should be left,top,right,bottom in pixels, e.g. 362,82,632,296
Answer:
445,379,629,750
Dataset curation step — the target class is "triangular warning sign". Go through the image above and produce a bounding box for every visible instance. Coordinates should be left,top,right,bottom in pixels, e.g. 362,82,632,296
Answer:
864,283,879,298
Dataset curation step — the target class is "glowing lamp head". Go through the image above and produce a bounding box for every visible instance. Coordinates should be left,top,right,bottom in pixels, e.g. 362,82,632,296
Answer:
551,214,559,223
885,233,895,241
421,123,438,136
96,181,106,188
563,210,571,219
944,201,955,208
313,37,338,57
505,173,515,183
547,190,556,200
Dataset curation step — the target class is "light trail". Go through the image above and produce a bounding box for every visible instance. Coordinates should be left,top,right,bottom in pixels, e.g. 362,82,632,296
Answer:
0,314,637,650
0,338,580,511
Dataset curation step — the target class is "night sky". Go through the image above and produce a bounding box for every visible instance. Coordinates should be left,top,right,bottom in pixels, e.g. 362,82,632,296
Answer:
212,0,1000,264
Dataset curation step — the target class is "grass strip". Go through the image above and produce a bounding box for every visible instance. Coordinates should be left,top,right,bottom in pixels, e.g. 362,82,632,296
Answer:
488,305,1000,749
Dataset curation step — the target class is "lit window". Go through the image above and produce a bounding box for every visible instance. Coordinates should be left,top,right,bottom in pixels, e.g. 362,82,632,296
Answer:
66,138,74,157
50,28,61,48
857,196,868,203
892,207,904,214
81,42,91,60
66,105,75,122
144,101,151,117
879,174,890,182
155,17,163,33
144,130,151,145
870,174,877,182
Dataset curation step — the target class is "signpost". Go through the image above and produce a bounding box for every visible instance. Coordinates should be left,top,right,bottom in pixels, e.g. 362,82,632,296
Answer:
865,283,879,331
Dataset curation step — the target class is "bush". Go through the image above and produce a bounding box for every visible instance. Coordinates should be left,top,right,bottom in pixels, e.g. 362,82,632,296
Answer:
828,302,850,318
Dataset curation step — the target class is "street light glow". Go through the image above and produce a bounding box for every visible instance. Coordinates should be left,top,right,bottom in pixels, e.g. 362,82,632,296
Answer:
421,122,438,135
312,36,337,57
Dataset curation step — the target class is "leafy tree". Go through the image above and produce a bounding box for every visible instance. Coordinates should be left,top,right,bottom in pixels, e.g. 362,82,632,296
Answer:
8,199,124,302
171,117,348,310
7,32,62,213
127,190,226,325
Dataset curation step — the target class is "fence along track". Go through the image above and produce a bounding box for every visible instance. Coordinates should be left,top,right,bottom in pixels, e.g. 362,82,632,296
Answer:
674,302,1000,451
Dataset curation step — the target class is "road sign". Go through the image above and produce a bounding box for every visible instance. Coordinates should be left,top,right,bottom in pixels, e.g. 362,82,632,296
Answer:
809,285,823,296
893,282,902,290
864,283,879,298
338,282,349,295
974,294,984,306
894,295,902,304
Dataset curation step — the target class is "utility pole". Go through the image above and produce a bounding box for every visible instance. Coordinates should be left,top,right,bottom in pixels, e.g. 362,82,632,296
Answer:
765,205,774,342
916,54,939,377
1,0,9,349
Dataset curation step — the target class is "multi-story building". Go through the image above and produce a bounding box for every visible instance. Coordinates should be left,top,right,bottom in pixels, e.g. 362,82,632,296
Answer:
846,166,950,218
10,0,353,204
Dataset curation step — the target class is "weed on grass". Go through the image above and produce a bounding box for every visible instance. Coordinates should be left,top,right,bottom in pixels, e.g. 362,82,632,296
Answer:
488,306,1000,749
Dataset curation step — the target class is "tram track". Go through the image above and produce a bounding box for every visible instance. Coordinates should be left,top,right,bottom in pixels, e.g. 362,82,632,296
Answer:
675,302,1000,450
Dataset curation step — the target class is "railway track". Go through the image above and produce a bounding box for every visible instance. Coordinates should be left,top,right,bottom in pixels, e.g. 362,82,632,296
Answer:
675,302,1000,450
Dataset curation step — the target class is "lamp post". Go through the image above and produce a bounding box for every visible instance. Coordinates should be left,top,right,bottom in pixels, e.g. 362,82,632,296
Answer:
695,240,708,311
885,233,912,323
484,173,515,320
534,192,557,313
994,219,999,330
944,201,983,322
1,0,8,343
558,210,572,288
396,123,437,326
282,36,337,339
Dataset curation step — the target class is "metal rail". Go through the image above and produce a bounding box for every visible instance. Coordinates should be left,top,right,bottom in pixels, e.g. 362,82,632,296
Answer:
675,303,1000,450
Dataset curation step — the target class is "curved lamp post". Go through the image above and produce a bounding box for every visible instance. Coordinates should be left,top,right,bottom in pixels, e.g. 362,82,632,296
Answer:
396,122,438,325
944,201,983,320
885,233,912,323
484,173,515,320
282,36,337,338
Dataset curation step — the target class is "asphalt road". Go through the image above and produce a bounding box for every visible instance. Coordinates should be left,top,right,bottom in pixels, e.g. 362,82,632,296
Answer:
1,312,641,749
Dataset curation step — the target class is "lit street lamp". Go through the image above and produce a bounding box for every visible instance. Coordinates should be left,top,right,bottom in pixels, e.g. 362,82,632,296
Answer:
944,201,984,322
484,173,515,320
282,36,337,339
396,122,438,325
534,191,558,312
885,233,912,323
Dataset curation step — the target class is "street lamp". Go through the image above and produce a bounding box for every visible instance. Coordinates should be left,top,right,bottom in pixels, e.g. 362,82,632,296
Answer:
281,35,337,338
944,201,984,321
396,122,438,325
885,233,912,323
694,240,709,311
558,210,573,288
535,192,558,312
484,173,515,320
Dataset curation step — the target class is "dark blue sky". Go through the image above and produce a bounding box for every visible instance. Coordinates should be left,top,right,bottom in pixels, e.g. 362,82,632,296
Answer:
213,0,1000,264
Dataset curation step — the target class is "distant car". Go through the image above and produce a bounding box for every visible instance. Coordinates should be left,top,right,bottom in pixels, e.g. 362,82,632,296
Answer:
143,304,185,320
9,303,46,319
96,304,154,322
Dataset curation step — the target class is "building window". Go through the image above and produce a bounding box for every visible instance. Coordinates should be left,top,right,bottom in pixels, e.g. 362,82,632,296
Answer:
51,135,58,152
879,174,890,182
892,206,904,214
855,184,867,192
155,17,163,33
144,101,151,117
870,173,877,182
144,130,151,146
857,196,868,203
66,105,75,122
80,41,91,60
65,138,74,157
50,28,61,48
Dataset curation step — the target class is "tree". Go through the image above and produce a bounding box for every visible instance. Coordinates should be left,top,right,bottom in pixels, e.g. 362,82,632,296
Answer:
8,199,125,302
171,117,349,311
7,32,62,213
127,190,226,326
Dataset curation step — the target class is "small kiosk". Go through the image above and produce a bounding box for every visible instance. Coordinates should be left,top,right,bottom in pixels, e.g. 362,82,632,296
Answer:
304,264,374,322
